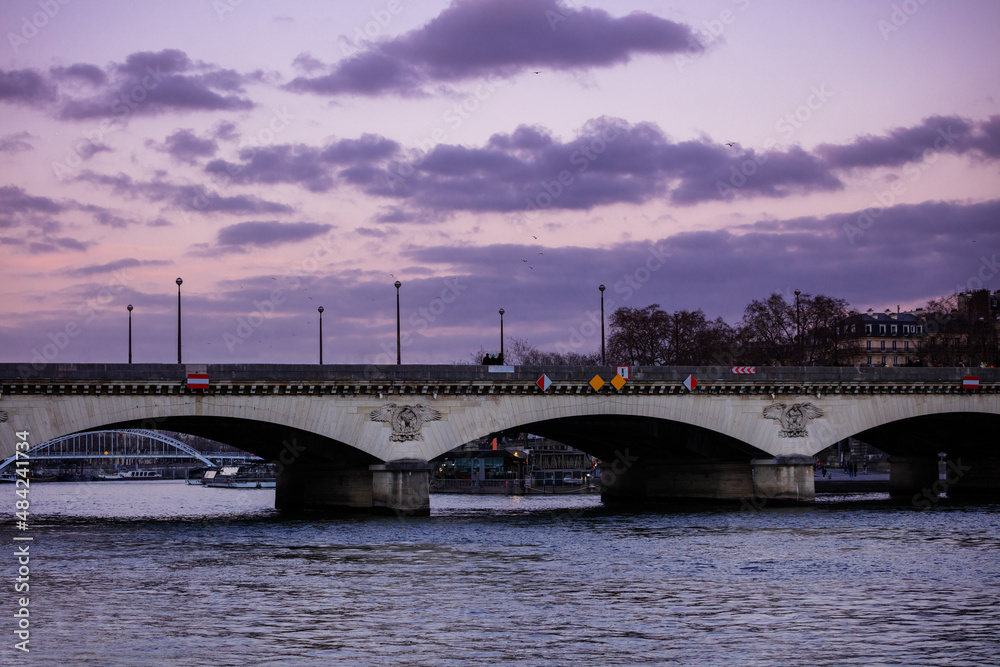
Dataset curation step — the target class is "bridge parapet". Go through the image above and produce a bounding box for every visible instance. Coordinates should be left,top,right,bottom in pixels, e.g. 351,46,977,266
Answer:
2,364,997,397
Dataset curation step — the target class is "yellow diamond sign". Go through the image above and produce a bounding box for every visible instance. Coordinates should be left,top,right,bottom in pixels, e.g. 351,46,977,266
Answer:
589,374,605,391
610,374,626,391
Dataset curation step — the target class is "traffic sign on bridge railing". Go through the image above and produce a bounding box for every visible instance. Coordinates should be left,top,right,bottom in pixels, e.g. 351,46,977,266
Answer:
731,366,756,374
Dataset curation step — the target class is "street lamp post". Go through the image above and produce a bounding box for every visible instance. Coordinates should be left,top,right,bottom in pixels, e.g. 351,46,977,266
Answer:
394,280,402,365
127,304,133,364
176,278,183,364
318,306,324,365
794,289,801,366
499,308,505,363
599,284,606,365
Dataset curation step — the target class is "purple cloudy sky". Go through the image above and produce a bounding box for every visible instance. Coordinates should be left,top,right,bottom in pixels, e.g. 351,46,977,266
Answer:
1,0,999,365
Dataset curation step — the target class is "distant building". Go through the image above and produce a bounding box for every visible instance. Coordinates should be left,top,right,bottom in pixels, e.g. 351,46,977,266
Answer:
841,308,925,367
840,289,1000,367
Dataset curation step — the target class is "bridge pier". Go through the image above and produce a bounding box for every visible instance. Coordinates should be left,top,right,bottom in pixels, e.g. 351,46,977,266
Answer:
600,456,814,505
370,459,433,516
750,456,815,503
888,457,939,499
275,457,374,512
890,454,1000,500
275,456,432,515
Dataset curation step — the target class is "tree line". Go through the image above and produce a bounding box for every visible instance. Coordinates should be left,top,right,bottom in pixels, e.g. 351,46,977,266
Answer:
471,290,1000,367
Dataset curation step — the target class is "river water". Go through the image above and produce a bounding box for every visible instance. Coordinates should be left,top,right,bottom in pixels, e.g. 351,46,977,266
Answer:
4,481,999,666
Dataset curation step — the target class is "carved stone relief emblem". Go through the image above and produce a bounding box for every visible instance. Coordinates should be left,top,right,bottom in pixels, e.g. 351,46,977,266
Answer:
370,404,441,441
763,402,823,438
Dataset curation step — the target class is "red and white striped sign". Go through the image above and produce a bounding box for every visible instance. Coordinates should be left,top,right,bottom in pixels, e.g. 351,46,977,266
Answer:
683,375,698,391
187,373,209,389
962,376,979,389
731,366,756,374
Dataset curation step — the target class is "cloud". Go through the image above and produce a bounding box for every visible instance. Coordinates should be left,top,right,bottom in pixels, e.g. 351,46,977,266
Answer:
193,220,334,255
204,134,400,192
398,198,1000,330
292,52,325,73
0,131,34,153
149,128,219,164
355,117,843,214
0,185,63,214
51,63,107,86
63,258,172,277
0,69,57,106
185,114,1000,222
1,50,254,120
27,237,91,254
815,115,1000,169
0,186,102,254
287,0,701,97
74,170,294,214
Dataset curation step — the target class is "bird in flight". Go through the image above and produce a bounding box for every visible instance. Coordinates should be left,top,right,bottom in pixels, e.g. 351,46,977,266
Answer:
725,142,735,147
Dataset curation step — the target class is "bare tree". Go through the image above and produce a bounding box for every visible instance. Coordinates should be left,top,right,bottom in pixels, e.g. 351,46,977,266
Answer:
738,293,796,365
607,305,670,365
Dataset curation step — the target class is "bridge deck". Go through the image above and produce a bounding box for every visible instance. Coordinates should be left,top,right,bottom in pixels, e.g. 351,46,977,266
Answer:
2,364,997,397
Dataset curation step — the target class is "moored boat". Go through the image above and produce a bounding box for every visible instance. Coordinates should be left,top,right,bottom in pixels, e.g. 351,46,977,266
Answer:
118,470,163,480
185,466,216,485
202,464,276,489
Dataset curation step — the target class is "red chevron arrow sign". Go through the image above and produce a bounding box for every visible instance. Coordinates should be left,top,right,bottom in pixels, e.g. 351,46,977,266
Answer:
731,366,756,374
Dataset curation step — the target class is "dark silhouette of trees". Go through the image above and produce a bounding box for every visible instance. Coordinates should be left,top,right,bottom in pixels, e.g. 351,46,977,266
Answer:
607,305,737,366
738,292,854,365
607,305,671,365
920,292,999,366
464,289,997,368
469,338,599,365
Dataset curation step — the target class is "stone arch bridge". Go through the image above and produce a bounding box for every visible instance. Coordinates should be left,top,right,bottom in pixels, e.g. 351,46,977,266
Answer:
2,364,997,513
